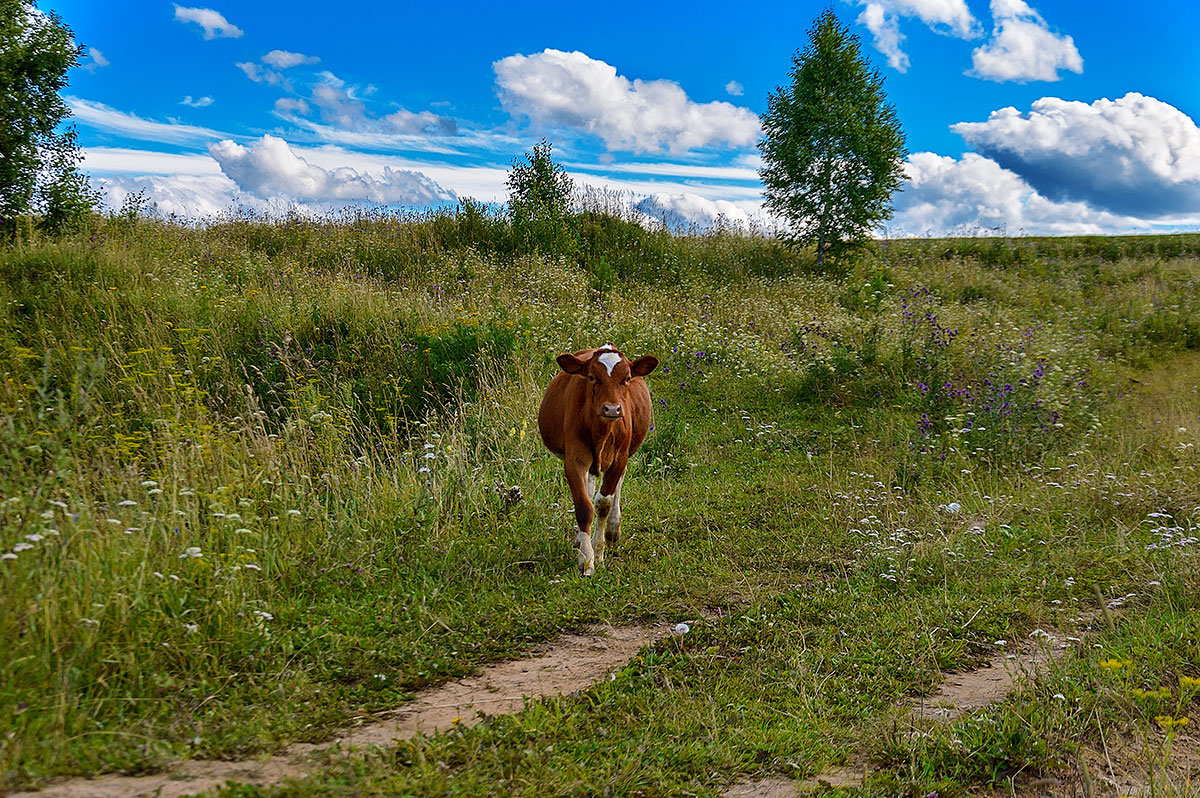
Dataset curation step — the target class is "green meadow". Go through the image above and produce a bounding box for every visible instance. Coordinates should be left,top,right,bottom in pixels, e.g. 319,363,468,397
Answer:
2,211,1198,795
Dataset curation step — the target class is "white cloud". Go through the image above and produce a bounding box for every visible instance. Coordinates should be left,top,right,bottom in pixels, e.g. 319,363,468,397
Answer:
262,49,320,69
289,146,511,202
567,160,761,182
274,97,309,115
83,145,502,214
725,80,744,97
82,147,223,176
634,192,759,231
951,93,1200,216
82,47,109,72
854,0,980,72
969,0,1082,82
173,5,242,40
181,95,214,108
67,97,226,144
857,4,909,71
96,173,242,218
889,151,1150,236
237,61,286,87
208,134,456,206
290,72,457,137
493,49,761,154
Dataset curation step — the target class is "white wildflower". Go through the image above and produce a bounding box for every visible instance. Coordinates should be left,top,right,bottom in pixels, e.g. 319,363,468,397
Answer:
180,546,202,559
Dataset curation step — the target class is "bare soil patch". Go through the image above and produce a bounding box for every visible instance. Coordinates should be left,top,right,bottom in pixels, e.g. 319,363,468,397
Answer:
914,630,1064,721
724,775,808,797
10,623,669,798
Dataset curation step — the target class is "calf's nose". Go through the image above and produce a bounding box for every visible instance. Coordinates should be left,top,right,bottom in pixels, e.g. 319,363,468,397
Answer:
602,403,622,418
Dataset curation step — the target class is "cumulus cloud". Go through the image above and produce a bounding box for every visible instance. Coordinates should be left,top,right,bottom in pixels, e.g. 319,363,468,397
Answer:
182,95,214,108
173,5,242,40
854,0,980,72
634,192,758,231
952,93,1200,217
725,80,744,97
969,0,1082,82
209,134,456,206
96,173,242,218
889,151,1147,236
494,49,761,153
262,49,319,69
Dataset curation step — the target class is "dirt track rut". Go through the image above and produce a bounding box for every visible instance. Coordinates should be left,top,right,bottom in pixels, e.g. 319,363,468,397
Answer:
11,624,670,798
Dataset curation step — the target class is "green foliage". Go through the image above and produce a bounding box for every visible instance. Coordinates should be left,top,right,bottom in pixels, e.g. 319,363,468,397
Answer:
0,0,97,235
506,139,577,257
759,8,907,269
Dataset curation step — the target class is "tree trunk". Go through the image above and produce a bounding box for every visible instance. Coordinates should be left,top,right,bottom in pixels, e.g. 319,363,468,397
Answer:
817,230,826,270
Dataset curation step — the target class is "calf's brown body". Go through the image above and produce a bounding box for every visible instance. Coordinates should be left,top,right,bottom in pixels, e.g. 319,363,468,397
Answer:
538,345,658,575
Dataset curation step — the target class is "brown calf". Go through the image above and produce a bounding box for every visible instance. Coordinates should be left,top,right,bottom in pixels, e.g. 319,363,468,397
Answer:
537,344,659,576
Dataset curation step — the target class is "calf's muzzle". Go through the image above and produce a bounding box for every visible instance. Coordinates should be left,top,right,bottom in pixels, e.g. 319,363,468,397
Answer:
601,403,622,419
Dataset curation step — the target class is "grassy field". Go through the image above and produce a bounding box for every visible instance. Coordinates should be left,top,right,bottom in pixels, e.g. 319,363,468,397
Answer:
1,211,1199,795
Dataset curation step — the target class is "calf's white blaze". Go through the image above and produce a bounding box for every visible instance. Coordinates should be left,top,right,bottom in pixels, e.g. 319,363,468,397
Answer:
598,352,621,376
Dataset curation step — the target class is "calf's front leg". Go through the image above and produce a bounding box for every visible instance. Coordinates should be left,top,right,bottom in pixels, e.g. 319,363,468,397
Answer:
564,455,596,576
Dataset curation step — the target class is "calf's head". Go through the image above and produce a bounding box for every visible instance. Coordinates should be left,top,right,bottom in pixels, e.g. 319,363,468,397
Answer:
556,347,658,422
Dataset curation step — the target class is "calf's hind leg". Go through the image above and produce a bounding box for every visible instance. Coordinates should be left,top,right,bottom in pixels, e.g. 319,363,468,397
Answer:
605,474,624,543
595,462,627,555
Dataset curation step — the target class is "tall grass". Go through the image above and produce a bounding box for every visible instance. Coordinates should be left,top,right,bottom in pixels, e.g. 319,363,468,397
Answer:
1,209,1199,787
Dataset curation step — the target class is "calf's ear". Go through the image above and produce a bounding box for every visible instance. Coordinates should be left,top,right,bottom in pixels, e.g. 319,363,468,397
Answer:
556,353,588,375
630,355,659,377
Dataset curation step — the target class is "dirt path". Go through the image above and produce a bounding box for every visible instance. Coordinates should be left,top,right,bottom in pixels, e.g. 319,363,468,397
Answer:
11,624,671,798
723,629,1072,797
912,630,1063,721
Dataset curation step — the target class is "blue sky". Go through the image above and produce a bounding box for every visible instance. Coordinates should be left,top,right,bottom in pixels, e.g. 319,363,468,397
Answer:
44,0,1200,235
